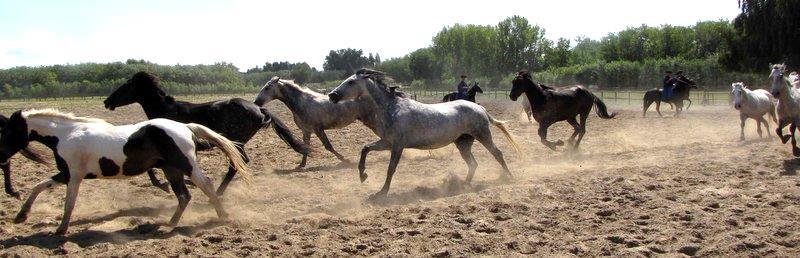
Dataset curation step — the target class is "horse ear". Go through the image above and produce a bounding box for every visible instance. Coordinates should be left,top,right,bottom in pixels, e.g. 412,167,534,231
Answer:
270,76,280,83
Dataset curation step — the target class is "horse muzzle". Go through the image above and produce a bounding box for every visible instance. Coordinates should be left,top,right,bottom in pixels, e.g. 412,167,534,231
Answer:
509,94,518,101
734,104,741,110
103,99,116,111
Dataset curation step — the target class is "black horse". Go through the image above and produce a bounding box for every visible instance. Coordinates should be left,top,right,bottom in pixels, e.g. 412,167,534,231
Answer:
442,83,483,102
0,114,49,199
509,71,616,151
642,77,697,117
104,72,309,195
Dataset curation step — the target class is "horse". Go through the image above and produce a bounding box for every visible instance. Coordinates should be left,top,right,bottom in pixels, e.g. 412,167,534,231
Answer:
328,69,520,200
442,82,484,102
769,64,800,156
0,114,49,199
642,77,698,117
509,71,616,151
104,72,308,195
0,109,248,234
254,77,368,169
731,82,777,141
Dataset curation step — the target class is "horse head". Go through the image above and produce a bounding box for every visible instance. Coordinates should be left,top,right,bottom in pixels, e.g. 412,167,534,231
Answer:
731,82,745,110
469,82,483,95
329,68,387,103
104,71,166,110
509,71,532,101
769,64,787,98
255,77,283,106
0,111,31,165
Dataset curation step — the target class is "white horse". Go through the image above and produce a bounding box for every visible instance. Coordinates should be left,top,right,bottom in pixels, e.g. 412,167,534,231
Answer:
0,109,249,234
731,82,777,140
791,71,799,88
254,77,367,169
770,64,800,156
328,69,520,200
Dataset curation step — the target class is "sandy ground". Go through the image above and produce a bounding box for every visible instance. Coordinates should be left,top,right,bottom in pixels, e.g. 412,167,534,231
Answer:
0,95,798,256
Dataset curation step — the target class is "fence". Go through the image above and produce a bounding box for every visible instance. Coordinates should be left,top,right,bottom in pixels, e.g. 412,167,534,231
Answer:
0,89,732,107
400,89,732,106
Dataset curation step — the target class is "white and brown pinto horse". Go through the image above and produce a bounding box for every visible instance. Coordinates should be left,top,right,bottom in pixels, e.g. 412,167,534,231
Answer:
731,82,777,141
0,109,249,234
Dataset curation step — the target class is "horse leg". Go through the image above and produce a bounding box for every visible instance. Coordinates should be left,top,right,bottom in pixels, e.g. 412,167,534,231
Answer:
739,114,747,141
14,178,60,223
162,168,192,226
792,122,800,157
761,116,771,139
358,140,391,183
538,123,563,150
776,118,791,143
188,165,228,221
574,113,589,149
756,117,764,138
297,131,311,169
454,135,478,183
476,133,513,180
566,117,580,147
215,147,249,196
315,130,350,164
146,169,170,193
369,145,404,200
655,101,663,117
55,177,83,235
2,162,20,199
643,99,653,118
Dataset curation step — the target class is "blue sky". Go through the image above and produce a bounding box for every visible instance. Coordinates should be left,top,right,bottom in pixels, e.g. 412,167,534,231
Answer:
0,0,742,70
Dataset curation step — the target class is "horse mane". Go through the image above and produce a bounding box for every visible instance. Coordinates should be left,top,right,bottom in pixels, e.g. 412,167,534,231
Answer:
273,77,326,96
355,68,408,99
132,71,169,97
22,108,109,124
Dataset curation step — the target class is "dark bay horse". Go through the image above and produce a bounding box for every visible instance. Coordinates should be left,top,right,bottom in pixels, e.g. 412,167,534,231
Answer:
0,114,49,199
642,78,697,117
329,69,520,200
442,83,484,102
509,71,616,151
104,72,308,195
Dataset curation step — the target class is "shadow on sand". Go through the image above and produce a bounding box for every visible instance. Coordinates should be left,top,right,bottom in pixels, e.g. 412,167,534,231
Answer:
781,159,800,176
273,161,356,174
0,207,227,251
365,174,511,207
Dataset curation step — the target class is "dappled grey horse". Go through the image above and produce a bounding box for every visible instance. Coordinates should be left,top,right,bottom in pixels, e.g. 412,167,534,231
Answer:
328,69,520,200
255,77,368,168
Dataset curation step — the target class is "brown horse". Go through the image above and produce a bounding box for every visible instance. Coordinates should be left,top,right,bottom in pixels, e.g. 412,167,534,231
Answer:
509,71,616,151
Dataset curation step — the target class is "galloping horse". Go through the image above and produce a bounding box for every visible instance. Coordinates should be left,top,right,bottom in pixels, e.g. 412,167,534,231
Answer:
731,82,777,140
328,69,520,200
255,77,368,168
104,72,308,195
642,77,698,117
442,82,484,102
0,114,48,198
770,64,800,156
509,71,616,151
0,109,248,234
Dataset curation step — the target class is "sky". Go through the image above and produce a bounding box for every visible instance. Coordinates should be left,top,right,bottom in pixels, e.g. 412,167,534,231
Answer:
0,0,742,71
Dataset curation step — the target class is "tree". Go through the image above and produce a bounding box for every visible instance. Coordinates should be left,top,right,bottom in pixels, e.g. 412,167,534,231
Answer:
408,48,443,82
432,23,498,78
290,63,313,84
322,49,378,75
495,15,550,72
721,0,800,70
571,37,602,65
545,38,571,68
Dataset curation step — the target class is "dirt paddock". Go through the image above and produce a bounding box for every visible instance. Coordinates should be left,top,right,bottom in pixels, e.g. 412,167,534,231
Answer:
0,95,798,256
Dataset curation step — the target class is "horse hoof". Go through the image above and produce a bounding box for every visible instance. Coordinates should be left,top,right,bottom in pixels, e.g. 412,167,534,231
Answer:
367,192,387,202
13,213,27,224
793,148,800,157
555,140,564,146
8,191,20,200
359,173,368,183
54,227,68,235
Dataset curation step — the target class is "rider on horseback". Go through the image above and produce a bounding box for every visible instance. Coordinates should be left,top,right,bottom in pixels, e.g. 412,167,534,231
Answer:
455,75,468,100
663,70,675,101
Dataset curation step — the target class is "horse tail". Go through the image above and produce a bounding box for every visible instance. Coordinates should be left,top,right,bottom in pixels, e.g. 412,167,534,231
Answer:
487,114,522,156
588,91,617,119
186,123,252,186
260,108,310,155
